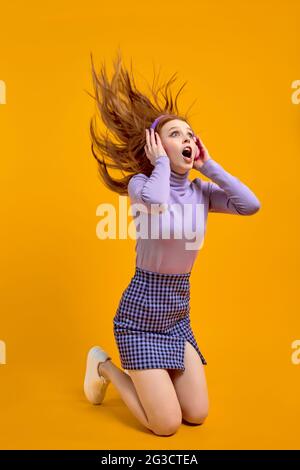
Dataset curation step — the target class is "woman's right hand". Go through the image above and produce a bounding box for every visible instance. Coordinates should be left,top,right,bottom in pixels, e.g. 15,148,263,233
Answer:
144,128,168,166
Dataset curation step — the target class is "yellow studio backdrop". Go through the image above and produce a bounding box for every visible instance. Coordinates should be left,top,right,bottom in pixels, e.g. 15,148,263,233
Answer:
0,0,299,450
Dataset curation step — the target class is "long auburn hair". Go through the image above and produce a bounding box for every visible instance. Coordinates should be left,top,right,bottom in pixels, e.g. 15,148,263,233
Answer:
88,48,197,196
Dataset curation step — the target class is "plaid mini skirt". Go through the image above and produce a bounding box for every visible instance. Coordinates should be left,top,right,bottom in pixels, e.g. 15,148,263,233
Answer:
113,266,207,371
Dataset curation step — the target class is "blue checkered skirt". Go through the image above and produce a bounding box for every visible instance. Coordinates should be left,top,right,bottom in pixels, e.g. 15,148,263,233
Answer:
113,266,207,371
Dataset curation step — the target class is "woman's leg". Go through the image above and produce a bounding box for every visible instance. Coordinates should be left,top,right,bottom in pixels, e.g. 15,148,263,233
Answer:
99,360,182,436
168,341,209,424
99,360,150,429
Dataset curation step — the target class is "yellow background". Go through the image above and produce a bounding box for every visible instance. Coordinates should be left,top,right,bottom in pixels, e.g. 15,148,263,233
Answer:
0,0,299,450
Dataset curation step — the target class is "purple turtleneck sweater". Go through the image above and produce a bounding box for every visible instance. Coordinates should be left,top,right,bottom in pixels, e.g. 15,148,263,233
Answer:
127,156,260,274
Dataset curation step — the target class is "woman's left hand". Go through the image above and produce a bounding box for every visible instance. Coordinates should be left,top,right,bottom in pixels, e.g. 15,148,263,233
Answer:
192,135,212,170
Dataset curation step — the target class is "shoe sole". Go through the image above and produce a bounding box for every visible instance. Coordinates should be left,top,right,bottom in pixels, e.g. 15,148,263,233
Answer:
84,346,111,405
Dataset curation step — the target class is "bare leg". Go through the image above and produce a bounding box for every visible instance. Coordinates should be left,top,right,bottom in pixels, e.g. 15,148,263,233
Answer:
169,341,209,424
99,360,151,430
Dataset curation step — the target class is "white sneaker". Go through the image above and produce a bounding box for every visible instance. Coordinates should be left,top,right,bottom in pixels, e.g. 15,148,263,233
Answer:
84,346,112,405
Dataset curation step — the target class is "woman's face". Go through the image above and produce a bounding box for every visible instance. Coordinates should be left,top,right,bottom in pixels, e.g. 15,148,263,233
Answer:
159,119,198,174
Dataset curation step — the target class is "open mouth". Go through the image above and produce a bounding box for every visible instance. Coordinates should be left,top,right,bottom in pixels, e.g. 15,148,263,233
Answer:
181,146,193,161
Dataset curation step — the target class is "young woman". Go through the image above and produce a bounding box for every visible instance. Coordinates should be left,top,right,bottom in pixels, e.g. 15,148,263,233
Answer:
83,50,261,437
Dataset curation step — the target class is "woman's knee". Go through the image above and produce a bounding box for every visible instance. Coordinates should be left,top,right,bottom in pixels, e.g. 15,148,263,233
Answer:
146,402,183,435
128,368,182,434
151,414,182,436
181,396,209,425
183,409,209,425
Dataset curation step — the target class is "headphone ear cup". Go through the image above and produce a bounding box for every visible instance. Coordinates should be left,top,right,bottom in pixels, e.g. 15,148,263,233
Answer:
194,136,201,159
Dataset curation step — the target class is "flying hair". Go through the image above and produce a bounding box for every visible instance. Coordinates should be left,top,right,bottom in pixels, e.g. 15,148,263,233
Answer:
87,47,197,196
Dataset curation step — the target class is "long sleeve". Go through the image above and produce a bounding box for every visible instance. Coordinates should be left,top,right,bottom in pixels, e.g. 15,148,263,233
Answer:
127,155,171,213
196,158,261,215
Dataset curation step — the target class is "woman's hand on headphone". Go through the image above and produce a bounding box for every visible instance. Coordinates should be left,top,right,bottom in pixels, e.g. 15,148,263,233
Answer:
192,135,212,170
144,128,168,166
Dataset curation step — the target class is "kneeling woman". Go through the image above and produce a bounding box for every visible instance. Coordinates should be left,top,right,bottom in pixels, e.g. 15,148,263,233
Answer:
83,51,261,437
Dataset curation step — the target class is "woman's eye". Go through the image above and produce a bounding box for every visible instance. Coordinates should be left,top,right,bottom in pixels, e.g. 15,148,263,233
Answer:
170,131,194,137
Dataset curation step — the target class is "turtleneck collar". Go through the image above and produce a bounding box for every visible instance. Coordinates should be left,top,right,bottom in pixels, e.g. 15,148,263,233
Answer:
170,167,190,193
